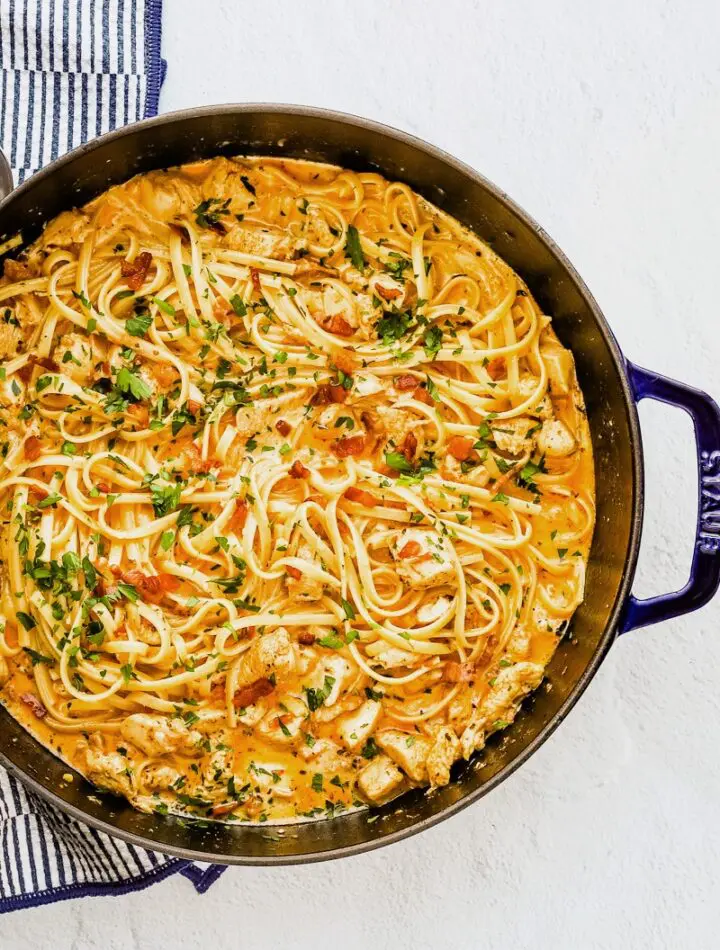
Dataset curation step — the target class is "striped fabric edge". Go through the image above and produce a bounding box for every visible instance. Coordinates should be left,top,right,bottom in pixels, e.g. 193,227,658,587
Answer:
0,0,168,184
0,0,226,909
0,759,226,913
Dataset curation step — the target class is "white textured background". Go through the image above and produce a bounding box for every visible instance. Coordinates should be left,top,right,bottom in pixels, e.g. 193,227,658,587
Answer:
5,0,720,946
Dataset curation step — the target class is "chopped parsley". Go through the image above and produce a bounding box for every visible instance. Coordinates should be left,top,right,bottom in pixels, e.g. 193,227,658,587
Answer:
344,225,365,271
125,312,153,337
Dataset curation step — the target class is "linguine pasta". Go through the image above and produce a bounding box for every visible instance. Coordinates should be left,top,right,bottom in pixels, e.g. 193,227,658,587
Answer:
0,157,594,821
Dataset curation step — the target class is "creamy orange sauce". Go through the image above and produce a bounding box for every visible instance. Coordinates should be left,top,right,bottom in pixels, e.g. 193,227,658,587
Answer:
0,157,594,822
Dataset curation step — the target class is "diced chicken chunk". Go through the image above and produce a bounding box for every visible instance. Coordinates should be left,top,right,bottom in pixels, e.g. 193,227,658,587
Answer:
0,374,24,407
286,543,327,602
313,405,363,440
417,595,452,626
201,746,235,797
491,417,538,456
81,735,135,798
391,527,456,590
447,686,473,733
251,762,294,798
54,333,96,385
223,225,293,259
307,656,353,709
536,419,576,458
376,729,431,782
540,338,575,395
374,405,417,448
356,754,405,805
135,620,161,646
143,763,181,791
350,372,384,401
370,647,416,671
532,602,565,635
336,699,382,752
516,374,553,419
426,726,462,787
299,737,350,774
120,713,203,757
440,452,491,486
0,319,22,360
40,209,91,249
504,623,531,659
235,627,296,689
257,695,307,744
353,293,380,339
369,273,407,307
235,406,270,442
460,661,544,758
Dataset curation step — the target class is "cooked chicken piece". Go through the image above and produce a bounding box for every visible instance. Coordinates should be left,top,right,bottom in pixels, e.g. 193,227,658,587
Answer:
0,320,22,361
351,372,384,401
286,543,326,602
460,661,544,758
336,699,383,752
299,738,350,774
491,417,538,456
132,173,193,221
426,726,462,787
504,624,531,660
323,286,360,329
235,406,271,443
0,374,24,407
356,754,405,805
515,374,553,418
440,452,491,486
39,209,91,249
369,273,407,306
536,419,576,458
370,646,417,670
540,337,575,395
251,762,294,798
391,527,456,590
417,595,453,626
3,258,33,282
353,293,380,339
376,729,432,783
295,643,319,676
313,695,362,724
374,405,417,449
235,627,296,689
257,694,307,744
306,656,353,709
143,763,181,791
198,746,236,801
305,206,337,249
223,224,294,259
313,405,364,441
236,698,269,727
119,713,203,758
134,621,161,646
532,602,565,635
80,735,136,798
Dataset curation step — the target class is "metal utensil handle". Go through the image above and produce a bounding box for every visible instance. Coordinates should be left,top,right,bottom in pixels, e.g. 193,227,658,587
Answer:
621,362,720,632
0,146,13,199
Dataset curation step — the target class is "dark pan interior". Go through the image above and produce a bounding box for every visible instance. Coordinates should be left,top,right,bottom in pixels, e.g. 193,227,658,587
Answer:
0,106,642,863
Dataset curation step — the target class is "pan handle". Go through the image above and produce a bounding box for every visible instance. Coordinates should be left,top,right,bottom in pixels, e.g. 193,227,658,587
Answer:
0,146,13,200
620,362,720,632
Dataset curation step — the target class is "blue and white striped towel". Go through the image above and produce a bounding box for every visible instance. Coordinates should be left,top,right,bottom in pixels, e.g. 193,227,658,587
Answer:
0,0,225,911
